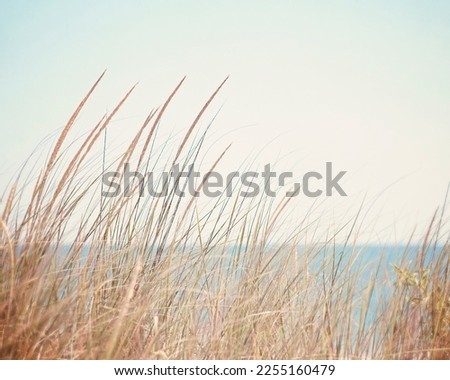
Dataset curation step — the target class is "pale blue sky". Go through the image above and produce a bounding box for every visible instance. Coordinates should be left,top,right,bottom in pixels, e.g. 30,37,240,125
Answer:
1,1,449,242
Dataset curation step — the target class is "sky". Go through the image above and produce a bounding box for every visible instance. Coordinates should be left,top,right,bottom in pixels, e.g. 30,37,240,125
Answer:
0,1,449,243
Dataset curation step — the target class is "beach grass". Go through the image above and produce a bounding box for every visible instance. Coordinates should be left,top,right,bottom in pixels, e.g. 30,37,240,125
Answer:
0,74,449,359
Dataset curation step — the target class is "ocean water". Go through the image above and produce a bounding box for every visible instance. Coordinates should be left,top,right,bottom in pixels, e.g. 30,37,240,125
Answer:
49,242,444,332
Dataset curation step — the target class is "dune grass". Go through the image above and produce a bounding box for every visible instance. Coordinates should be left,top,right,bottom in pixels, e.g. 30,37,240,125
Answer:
0,74,449,359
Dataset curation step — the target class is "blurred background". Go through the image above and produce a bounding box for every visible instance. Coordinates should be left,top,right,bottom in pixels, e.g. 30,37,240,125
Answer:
1,0,449,243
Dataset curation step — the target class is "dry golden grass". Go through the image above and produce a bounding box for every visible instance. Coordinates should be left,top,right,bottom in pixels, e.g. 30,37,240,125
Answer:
0,74,449,359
